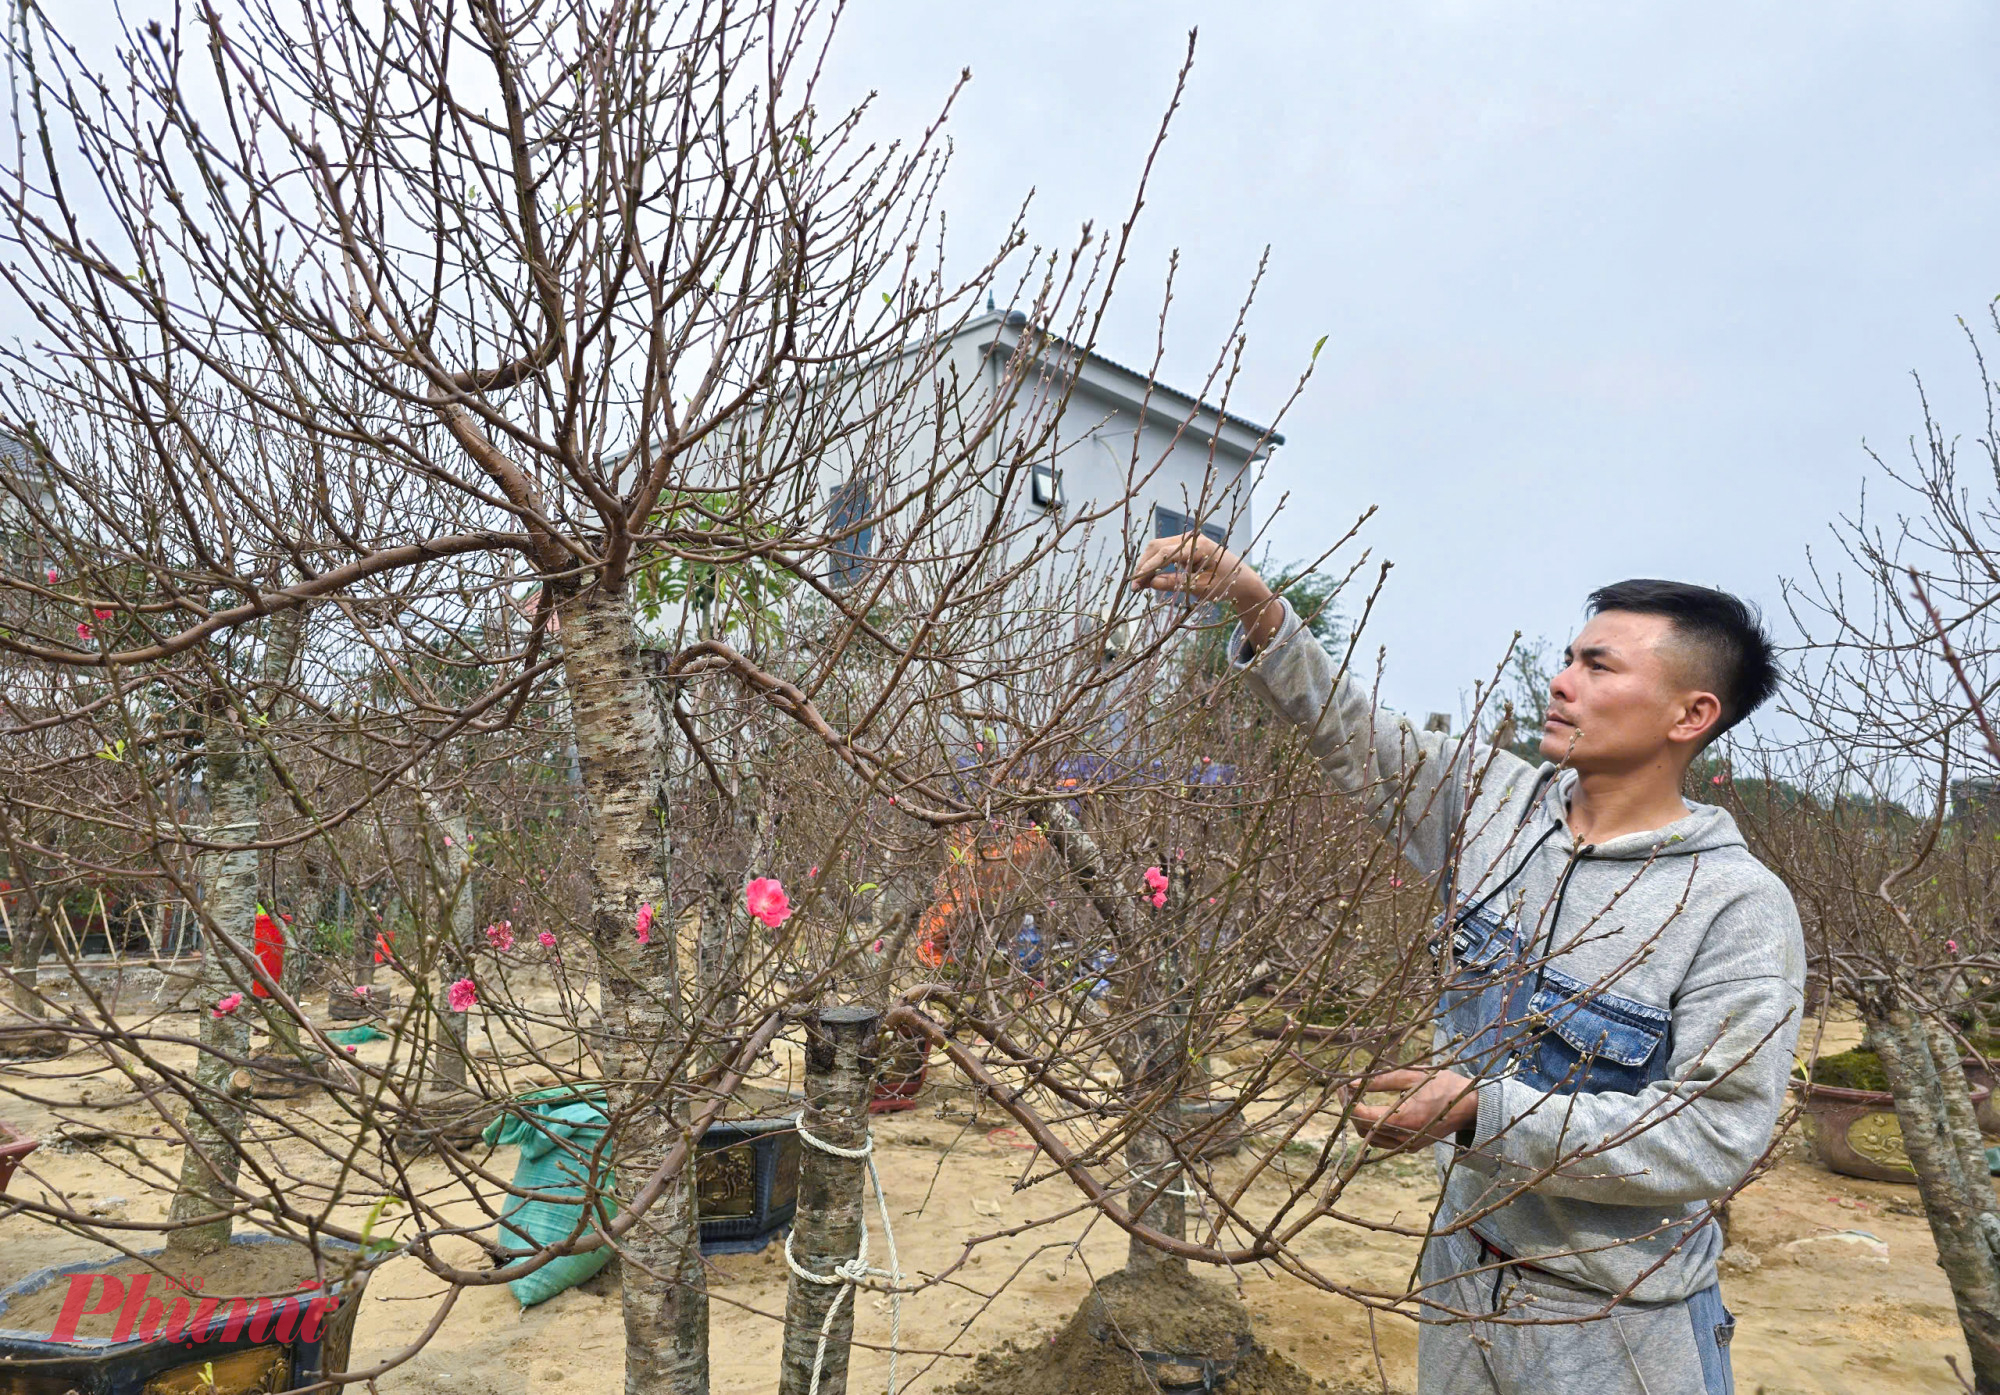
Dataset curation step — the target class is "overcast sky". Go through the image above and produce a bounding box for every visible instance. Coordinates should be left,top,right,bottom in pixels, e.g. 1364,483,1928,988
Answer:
822,3,2000,720
23,3,1999,724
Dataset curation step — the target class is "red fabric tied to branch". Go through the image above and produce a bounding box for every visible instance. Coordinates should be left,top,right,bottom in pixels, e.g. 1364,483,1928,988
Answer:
251,910,285,998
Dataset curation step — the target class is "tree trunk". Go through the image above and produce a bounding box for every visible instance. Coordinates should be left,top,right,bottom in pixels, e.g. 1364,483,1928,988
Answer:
1870,998,2000,1391
4,879,50,1020
1121,863,1190,1276
427,802,475,1094
777,1005,880,1395
1030,803,1191,1274
164,734,260,1259
695,778,768,1072
562,579,706,1395
7,931,46,1018
166,608,306,1255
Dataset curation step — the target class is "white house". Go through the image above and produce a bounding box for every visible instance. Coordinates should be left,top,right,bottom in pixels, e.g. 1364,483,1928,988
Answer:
817,309,1284,617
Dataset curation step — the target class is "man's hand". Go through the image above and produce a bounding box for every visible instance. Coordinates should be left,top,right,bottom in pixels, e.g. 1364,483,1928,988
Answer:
1348,1067,1481,1154
1128,532,1285,651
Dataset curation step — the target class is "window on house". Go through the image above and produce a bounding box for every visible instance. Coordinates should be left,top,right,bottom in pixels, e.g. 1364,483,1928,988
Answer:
1153,505,1226,548
1030,462,1063,510
826,478,874,589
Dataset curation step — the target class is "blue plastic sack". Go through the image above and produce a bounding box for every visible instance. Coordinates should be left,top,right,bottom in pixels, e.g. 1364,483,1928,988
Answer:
482,1095,618,1307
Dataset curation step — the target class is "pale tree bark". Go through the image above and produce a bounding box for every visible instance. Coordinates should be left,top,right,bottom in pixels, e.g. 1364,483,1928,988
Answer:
425,799,476,1095
165,608,307,1254
1870,997,2000,1391
0,828,51,1020
1121,858,1190,1277
5,922,46,1018
1030,802,1189,1274
695,770,767,1073
163,723,260,1259
562,580,706,1395
777,1005,880,1395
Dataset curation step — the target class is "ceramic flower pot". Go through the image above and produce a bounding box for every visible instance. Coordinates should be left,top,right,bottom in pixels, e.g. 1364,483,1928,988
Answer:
1962,1057,2000,1135
1795,1078,1991,1184
697,1116,801,1255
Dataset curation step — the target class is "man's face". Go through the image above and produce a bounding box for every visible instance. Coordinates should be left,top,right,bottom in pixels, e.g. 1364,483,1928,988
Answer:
1540,611,1718,773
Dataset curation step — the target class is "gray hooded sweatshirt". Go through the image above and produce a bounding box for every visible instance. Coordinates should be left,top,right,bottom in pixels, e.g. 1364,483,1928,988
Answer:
1235,601,1806,1304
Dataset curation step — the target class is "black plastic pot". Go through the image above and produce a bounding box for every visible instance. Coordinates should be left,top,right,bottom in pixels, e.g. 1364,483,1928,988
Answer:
0,1235,366,1395
698,1116,800,1255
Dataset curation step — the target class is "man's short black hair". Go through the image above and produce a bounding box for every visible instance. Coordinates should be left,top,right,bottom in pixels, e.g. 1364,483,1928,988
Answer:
1585,579,1780,742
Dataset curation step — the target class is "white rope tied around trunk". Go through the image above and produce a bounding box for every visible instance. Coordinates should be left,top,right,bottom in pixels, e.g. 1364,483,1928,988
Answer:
1133,1158,1199,1201
786,1112,904,1395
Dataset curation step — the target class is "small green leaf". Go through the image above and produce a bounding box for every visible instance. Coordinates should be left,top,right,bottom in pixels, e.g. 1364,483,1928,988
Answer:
882,291,893,305
1311,334,1328,362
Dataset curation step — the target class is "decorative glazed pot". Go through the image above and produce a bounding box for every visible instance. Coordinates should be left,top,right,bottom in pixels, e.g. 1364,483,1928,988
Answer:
1962,1057,2000,1136
697,1116,801,1255
1795,1078,1991,1184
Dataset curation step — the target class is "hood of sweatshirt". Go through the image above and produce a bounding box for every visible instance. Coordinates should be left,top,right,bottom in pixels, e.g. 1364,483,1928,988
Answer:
1535,768,1749,862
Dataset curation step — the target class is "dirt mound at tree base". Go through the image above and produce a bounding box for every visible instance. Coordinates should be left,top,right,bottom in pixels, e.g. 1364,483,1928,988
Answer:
949,1265,1328,1395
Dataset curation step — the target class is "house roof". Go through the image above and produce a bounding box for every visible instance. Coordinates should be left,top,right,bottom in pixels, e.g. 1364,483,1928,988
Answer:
956,310,1285,458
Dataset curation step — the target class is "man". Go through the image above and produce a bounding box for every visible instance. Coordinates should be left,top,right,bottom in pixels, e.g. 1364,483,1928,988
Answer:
1131,535,1804,1395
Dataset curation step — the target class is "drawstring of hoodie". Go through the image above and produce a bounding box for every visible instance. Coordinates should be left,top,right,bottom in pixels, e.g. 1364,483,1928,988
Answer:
1449,821,1562,934
1528,841,1596,1000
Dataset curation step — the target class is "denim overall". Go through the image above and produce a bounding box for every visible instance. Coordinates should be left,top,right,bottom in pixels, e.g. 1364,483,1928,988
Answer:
1430,865,1736,1395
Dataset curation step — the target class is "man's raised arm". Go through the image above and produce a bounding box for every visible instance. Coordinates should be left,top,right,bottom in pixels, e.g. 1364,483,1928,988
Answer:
1129,533,1528,877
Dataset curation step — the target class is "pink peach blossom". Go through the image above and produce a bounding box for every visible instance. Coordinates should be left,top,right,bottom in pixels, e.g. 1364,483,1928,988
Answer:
808,866,819,878
1949,939,1961,954
634,902,654,944
538,930,557,949
484,921,514,951
213,992,243,1017
446,978,477,1013
92,608,112,621
75,622,91,641
1143,866,1169,894
745,877,793,928
870,938,885,953
44,567,57,583
1149,890,1168,909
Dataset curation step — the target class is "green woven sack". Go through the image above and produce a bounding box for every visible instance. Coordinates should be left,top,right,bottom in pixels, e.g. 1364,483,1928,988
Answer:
483,1095,618,1307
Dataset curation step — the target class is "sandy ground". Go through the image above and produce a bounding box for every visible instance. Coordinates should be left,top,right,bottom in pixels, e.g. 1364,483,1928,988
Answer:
0,1002,1978,1394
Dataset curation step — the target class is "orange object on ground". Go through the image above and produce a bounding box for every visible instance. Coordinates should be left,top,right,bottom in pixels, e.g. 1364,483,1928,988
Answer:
915,826,1046,968
251,908,285,998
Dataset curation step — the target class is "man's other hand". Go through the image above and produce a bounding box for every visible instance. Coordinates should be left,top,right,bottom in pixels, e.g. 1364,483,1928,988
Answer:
1348,1067,1480,1154
1128,533,1284,651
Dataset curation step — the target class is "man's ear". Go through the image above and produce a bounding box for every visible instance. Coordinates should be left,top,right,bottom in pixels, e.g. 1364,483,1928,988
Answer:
1668,691,1723,750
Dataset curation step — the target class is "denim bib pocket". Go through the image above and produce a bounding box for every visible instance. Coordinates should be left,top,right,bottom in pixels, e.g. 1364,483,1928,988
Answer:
1522,964,1670,1095
1434,902,1526,1077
